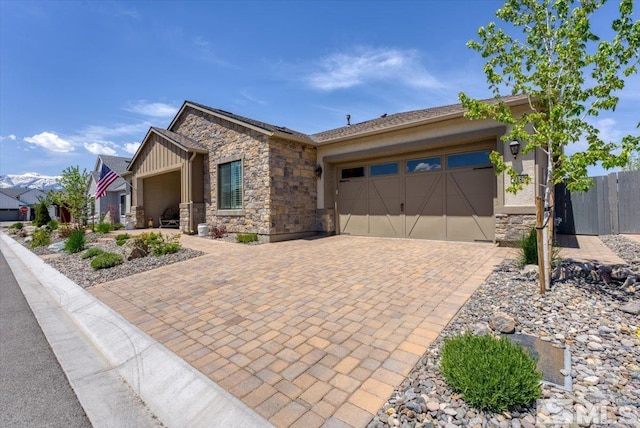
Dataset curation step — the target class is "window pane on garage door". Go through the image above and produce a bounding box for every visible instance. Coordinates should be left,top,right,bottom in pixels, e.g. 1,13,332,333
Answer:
406,157,441,173
446,150,490,169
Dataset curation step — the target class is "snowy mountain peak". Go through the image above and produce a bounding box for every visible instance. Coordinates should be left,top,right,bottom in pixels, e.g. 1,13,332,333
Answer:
0,172,62,190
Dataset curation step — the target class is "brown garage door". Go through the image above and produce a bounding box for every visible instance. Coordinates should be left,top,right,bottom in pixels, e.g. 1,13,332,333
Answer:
337,150,495,242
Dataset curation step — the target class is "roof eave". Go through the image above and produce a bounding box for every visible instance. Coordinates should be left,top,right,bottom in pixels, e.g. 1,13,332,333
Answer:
315,95,532,145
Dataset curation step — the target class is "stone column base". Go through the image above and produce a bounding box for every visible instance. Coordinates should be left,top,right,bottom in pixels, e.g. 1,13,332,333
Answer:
495,213,537,245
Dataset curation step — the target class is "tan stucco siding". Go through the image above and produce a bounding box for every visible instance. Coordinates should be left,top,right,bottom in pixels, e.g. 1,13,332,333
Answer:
172,108,273,235
143,171,181,227
268,137,317,235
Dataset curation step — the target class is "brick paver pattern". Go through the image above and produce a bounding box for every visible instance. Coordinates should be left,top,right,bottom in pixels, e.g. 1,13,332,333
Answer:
89,235,511,427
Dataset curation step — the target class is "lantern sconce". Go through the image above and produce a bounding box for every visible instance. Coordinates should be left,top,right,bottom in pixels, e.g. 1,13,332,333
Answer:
315,165,323,178
509,140,521,159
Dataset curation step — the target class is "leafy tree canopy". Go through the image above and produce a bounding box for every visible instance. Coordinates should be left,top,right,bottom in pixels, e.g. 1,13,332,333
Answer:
460,0,639,193
50,165,92,225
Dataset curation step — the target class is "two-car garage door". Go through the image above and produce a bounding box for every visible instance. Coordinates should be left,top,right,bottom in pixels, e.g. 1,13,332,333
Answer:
337,149,496,242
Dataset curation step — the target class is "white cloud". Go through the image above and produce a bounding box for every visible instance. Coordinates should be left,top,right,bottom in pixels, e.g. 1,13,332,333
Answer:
124,101,178,118
78,122,151,141
306,47,445,91
83,141,117,156
0,134,17,141
123,142,141,154
24,132,74,152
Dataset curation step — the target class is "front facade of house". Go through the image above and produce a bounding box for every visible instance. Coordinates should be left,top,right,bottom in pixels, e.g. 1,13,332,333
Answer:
87,155,132,224
127,97,542,243
0,188,54,222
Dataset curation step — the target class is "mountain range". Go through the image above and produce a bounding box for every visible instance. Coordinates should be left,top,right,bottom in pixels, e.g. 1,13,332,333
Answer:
0,172,62,190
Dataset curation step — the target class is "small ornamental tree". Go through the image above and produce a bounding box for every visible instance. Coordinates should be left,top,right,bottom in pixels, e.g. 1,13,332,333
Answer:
51,166,92,226
460,0,640,291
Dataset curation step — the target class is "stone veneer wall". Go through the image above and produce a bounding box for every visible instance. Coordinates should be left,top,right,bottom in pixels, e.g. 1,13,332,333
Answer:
130,206,145,229
172,108,273,235
316,208,336,233
268,137,317,235
178,202,207,234
495,213,537,244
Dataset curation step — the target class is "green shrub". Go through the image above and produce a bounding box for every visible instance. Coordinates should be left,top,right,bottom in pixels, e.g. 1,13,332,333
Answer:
12,222,24,230
115,233,130,246
149,233,181,256
95,222,113,234
64,229,86,254
33,202,52,227
440,333,542,412
81,247,104,259
30,229,51,248
90,252,123,269
236,233,258,244
517,227,560,267
113,223,124,230
48,220,59,230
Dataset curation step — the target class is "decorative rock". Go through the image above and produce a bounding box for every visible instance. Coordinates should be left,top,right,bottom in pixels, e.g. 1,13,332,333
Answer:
489,312,516,334
619,301,640,315
47,241,66,252
405,402,422,414
587,342,604,351
584,376,600,386
426,402,440,412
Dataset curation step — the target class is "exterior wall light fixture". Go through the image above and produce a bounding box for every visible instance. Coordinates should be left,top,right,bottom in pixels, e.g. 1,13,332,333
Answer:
509,140,521,159
315,165,323,178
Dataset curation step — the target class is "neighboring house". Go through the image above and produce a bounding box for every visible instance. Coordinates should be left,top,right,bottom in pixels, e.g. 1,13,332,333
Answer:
127,96,543,243
87,155,132,224
0,188,54,221
0,189,24,221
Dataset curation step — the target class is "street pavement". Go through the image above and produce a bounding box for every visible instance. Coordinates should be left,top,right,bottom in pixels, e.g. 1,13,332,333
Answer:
0,250,91,428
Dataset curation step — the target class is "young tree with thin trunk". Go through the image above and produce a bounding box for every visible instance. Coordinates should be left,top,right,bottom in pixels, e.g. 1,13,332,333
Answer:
460,0,639,292
50,166,92,226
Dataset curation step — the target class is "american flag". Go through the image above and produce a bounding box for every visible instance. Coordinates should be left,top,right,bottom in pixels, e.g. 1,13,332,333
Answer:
94,164,119,199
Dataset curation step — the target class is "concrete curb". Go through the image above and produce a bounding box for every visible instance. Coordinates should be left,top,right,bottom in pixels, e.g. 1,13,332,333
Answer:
0,233,272,428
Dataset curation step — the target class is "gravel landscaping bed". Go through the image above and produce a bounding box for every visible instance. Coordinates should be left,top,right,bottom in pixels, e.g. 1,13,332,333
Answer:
371,236,640,428
9,230,203,289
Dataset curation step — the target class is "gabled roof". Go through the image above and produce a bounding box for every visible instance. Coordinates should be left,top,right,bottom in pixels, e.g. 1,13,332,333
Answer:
127,127,208,172
169,101,315,144
0,188,28,198
151,127,209,152
312,95,530,144
97,155,132,176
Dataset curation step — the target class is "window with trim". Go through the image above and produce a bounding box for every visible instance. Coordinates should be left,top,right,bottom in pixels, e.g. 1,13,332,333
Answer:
218,160,242,210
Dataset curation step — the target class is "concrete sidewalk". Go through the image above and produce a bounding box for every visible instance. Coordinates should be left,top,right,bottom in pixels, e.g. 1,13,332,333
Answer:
0,232,270,428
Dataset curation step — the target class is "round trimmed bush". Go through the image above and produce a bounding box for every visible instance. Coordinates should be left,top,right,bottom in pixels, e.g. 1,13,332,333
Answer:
81,247,104,259
90,252,123,270
440,333,542,412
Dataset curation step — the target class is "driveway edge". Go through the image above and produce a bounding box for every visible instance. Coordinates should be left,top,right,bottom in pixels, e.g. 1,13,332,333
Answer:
0,232,272,428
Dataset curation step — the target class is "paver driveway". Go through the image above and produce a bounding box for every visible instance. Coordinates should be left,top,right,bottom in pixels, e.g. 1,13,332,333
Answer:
89,235,510,427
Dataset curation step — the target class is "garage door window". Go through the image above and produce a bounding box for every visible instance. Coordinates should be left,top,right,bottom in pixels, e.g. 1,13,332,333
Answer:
446,150,491,169
406,157,441,173
370,162,398,176
341,167,365,179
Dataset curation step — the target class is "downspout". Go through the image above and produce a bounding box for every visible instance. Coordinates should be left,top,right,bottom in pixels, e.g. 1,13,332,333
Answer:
188,151,196,234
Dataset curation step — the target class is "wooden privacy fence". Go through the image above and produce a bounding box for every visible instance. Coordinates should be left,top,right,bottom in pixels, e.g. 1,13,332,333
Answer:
555,170,640,235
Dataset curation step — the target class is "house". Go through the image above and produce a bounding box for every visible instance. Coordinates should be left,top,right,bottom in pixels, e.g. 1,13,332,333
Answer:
127,96,543,243
0,188,54,221
87,155,132,224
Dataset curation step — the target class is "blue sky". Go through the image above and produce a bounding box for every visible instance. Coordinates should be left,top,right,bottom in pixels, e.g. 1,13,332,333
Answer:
1,0,637,178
